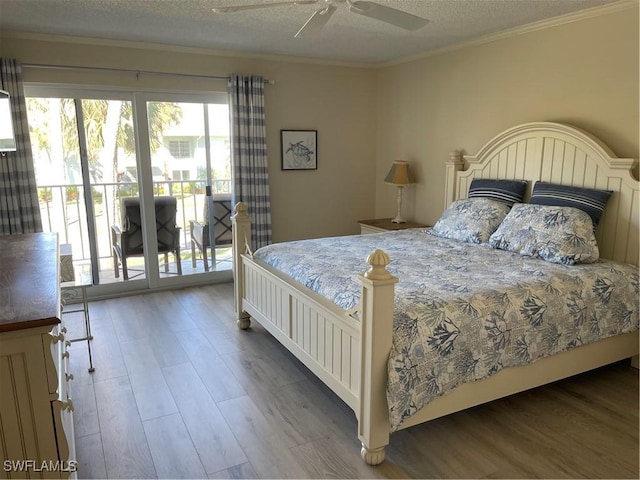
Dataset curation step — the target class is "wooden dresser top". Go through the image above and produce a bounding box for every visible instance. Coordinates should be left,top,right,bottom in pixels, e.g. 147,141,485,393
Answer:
0,232,60,333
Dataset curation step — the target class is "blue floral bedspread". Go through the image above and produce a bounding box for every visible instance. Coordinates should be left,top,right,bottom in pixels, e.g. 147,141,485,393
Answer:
254,229,639,430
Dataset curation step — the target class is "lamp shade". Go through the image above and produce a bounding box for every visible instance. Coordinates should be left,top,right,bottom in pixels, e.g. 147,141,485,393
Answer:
0,90,17,152
384,160,415,186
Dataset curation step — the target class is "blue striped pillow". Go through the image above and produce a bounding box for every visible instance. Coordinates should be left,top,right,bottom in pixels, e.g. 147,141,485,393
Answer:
468,179,528,207
529,182,612,227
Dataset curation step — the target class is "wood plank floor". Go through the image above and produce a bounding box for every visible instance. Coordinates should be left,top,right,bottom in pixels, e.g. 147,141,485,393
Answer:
64,283,639,479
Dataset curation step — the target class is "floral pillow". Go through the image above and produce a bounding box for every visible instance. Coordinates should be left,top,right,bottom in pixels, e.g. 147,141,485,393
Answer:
429,198,511,244
488,203,599,265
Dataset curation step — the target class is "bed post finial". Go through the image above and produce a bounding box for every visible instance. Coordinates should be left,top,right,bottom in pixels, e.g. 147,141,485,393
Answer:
449,149,464,162
234,201,249,220
231,202,252,330
445,150,465,210
364,249,393,280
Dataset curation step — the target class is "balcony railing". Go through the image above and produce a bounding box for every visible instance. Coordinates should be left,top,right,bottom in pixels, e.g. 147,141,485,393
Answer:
38,179,232,280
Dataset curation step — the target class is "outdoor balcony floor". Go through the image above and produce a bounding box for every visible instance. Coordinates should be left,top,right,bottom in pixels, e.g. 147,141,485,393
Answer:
86,248,232,285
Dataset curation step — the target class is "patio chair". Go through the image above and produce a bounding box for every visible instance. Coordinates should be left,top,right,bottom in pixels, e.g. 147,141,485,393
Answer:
111,196,182,280
190,193,233,271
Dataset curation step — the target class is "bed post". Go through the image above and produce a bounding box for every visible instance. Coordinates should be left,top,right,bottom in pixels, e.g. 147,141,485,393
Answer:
444,149,465,209
231,202,251,330
357,249,398,465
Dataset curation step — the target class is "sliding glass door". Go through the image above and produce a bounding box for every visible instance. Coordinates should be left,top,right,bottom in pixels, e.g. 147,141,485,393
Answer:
154,100,231,264
26,87,230,294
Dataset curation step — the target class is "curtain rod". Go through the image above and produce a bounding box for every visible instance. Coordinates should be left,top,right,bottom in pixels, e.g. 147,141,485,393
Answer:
22,63,275,84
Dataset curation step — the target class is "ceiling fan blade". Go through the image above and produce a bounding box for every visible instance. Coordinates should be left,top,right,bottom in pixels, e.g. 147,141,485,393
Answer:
213,0,318,13
348,1,428,30
294,4,337,38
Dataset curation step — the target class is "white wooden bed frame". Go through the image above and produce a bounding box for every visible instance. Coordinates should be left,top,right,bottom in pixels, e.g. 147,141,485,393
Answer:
231,122,639,465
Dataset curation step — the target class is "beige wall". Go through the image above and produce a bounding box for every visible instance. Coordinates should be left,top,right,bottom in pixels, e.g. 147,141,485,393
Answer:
2,3,638,241
375,5,639,226
0,35,377,242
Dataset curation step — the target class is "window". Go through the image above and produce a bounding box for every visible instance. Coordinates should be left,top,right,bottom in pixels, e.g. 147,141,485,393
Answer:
25,87,231,292
169,140,190,158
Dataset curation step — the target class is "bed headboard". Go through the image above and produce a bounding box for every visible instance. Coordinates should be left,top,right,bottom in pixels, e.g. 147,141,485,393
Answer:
445,122,639,265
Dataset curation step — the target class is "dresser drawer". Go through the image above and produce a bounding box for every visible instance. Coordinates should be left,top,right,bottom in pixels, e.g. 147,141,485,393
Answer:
52,396,75,473
44,324,70,397
0,326,64,472
360,224,387,234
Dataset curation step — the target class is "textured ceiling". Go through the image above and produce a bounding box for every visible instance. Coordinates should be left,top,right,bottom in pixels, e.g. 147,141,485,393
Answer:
0,0,622,64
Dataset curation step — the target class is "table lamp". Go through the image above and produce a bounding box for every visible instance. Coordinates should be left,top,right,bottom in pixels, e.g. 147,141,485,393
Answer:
384,160,415,223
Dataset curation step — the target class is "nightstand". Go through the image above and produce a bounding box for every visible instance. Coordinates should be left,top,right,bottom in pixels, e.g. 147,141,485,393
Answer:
358,218,429,234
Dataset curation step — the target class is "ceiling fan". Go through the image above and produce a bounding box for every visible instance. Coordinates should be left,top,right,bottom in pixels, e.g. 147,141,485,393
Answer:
212,0,429,38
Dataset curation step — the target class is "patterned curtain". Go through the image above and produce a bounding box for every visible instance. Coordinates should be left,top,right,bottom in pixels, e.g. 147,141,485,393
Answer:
228,75,272,250
0,58,42,234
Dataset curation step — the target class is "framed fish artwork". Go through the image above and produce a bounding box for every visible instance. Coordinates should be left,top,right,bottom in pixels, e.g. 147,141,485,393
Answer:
281,130,317,170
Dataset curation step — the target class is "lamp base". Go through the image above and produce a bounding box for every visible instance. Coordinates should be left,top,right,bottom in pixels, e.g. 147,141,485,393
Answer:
392,186,406,224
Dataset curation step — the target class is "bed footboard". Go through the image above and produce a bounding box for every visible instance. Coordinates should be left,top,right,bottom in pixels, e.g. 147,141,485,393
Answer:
231,203,398,465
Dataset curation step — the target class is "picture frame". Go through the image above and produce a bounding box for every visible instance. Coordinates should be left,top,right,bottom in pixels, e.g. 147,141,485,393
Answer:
281,130,317,170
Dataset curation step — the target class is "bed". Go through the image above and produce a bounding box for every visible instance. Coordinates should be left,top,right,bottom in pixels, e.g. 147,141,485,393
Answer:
230,122,639,465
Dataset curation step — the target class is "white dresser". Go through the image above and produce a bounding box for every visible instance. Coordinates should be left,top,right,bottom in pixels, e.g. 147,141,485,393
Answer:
0,233,76,479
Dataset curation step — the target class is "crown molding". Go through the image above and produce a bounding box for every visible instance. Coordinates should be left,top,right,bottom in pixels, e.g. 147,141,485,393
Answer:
379,0,638,68
0,31,375,70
